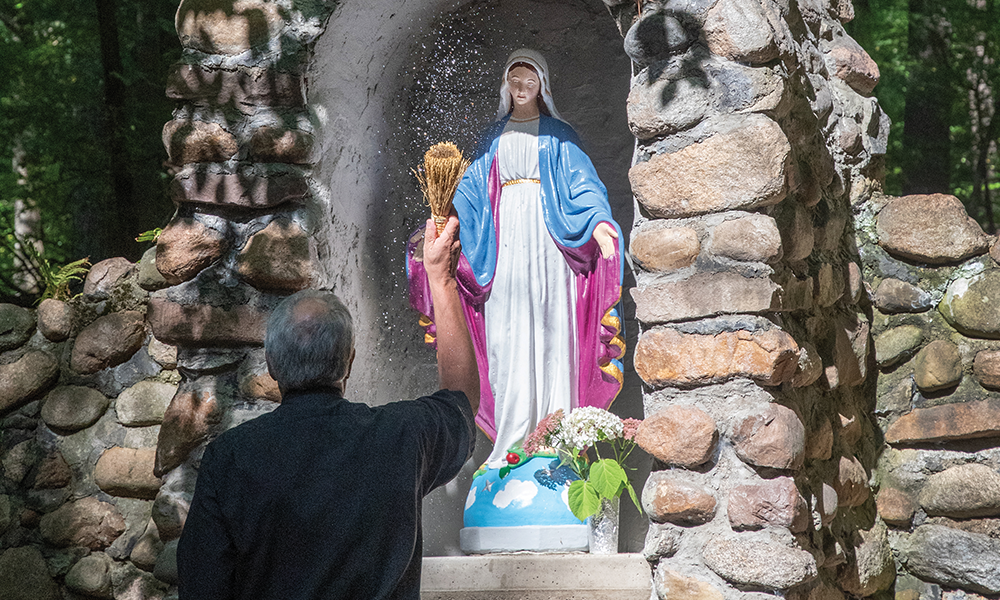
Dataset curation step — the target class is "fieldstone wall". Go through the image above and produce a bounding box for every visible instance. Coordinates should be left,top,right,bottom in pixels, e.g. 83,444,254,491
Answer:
613,0,892,598
861,192,1000,597
0,257,182,599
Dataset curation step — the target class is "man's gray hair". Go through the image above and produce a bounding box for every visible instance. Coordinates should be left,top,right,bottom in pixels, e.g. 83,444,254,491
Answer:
265,290,354,392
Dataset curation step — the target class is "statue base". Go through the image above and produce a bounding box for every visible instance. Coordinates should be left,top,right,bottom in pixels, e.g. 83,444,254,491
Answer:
462,455,587,553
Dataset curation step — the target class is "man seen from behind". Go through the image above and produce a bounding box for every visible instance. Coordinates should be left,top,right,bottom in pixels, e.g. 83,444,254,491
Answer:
176,214,479,600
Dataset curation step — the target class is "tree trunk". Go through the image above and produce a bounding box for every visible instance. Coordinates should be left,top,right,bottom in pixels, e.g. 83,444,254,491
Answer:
9,140,43,295
901,0,955,195
94,0,136,260
979,106,999,235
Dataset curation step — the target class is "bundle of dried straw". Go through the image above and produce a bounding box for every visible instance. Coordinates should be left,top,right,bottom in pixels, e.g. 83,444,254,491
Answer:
413,142,470,234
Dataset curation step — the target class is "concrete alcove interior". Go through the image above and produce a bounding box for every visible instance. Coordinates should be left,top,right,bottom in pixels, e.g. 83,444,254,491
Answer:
308,0,645,555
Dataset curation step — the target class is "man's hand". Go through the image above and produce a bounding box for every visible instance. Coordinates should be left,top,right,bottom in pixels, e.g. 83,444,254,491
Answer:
593,222,618,260
423,215,462,282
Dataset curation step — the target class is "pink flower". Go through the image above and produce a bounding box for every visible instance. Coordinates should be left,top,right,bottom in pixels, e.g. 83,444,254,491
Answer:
621,418,641,442
525,409,564,455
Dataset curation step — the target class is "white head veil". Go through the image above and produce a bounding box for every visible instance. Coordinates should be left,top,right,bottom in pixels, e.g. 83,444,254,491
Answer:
496,48,563,122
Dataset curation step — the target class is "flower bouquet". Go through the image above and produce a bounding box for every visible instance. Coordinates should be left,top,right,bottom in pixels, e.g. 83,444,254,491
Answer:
518,406,643,522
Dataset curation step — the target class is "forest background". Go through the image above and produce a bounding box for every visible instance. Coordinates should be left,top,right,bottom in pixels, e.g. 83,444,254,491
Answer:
0,0,998,305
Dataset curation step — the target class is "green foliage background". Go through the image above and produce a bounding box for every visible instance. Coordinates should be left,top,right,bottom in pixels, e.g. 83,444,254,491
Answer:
846,0,910,193
0,0,178,303
848,0,1000,231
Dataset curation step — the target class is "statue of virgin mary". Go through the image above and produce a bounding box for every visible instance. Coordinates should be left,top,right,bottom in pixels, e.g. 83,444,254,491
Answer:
408,48,624,472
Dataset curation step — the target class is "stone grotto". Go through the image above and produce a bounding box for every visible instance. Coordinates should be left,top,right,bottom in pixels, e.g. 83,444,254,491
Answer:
2,0,1000,599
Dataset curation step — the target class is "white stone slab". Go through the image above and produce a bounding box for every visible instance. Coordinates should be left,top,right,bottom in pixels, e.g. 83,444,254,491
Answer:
421,553,652,600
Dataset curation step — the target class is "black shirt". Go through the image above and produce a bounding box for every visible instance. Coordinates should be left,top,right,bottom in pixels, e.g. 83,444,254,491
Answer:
176,388,475,600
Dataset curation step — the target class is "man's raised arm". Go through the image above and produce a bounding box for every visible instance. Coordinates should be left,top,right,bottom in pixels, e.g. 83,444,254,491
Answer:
422,215,480,415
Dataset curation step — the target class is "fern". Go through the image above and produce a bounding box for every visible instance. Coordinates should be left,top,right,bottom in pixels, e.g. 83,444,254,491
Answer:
41,257,91,301
23,244,91,302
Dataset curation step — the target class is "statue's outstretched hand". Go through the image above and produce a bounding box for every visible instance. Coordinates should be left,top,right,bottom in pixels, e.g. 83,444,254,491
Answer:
593,222,618,260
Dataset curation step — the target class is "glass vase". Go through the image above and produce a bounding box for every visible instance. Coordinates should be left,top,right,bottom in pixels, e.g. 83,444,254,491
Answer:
588,496,620,554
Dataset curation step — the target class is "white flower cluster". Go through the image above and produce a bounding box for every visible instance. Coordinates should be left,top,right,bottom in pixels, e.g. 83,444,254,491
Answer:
553,406,623,449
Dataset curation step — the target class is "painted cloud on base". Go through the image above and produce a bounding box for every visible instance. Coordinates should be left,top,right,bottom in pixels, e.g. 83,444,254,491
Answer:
493,479,538,509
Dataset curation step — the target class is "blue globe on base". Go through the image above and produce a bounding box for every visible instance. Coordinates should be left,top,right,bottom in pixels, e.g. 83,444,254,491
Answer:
460,455,589,553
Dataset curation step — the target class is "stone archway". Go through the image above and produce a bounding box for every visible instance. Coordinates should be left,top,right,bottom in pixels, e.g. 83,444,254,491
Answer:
158,0,894,593
306,0,643,556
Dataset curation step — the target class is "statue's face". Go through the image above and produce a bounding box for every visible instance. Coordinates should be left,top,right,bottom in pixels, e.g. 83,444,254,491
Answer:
507,65,540,110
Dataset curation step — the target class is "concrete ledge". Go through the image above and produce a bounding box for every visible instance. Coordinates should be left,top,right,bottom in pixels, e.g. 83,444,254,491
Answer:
421,553,652,600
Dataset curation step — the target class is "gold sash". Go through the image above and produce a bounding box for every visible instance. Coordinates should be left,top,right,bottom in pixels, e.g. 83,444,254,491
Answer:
501,178,541,187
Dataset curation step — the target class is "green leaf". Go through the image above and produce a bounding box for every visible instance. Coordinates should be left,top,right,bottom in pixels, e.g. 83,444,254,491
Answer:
135,227,162,243
589,459,627,500
626,482,642,515
498,466,510,479
567,479,600,522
